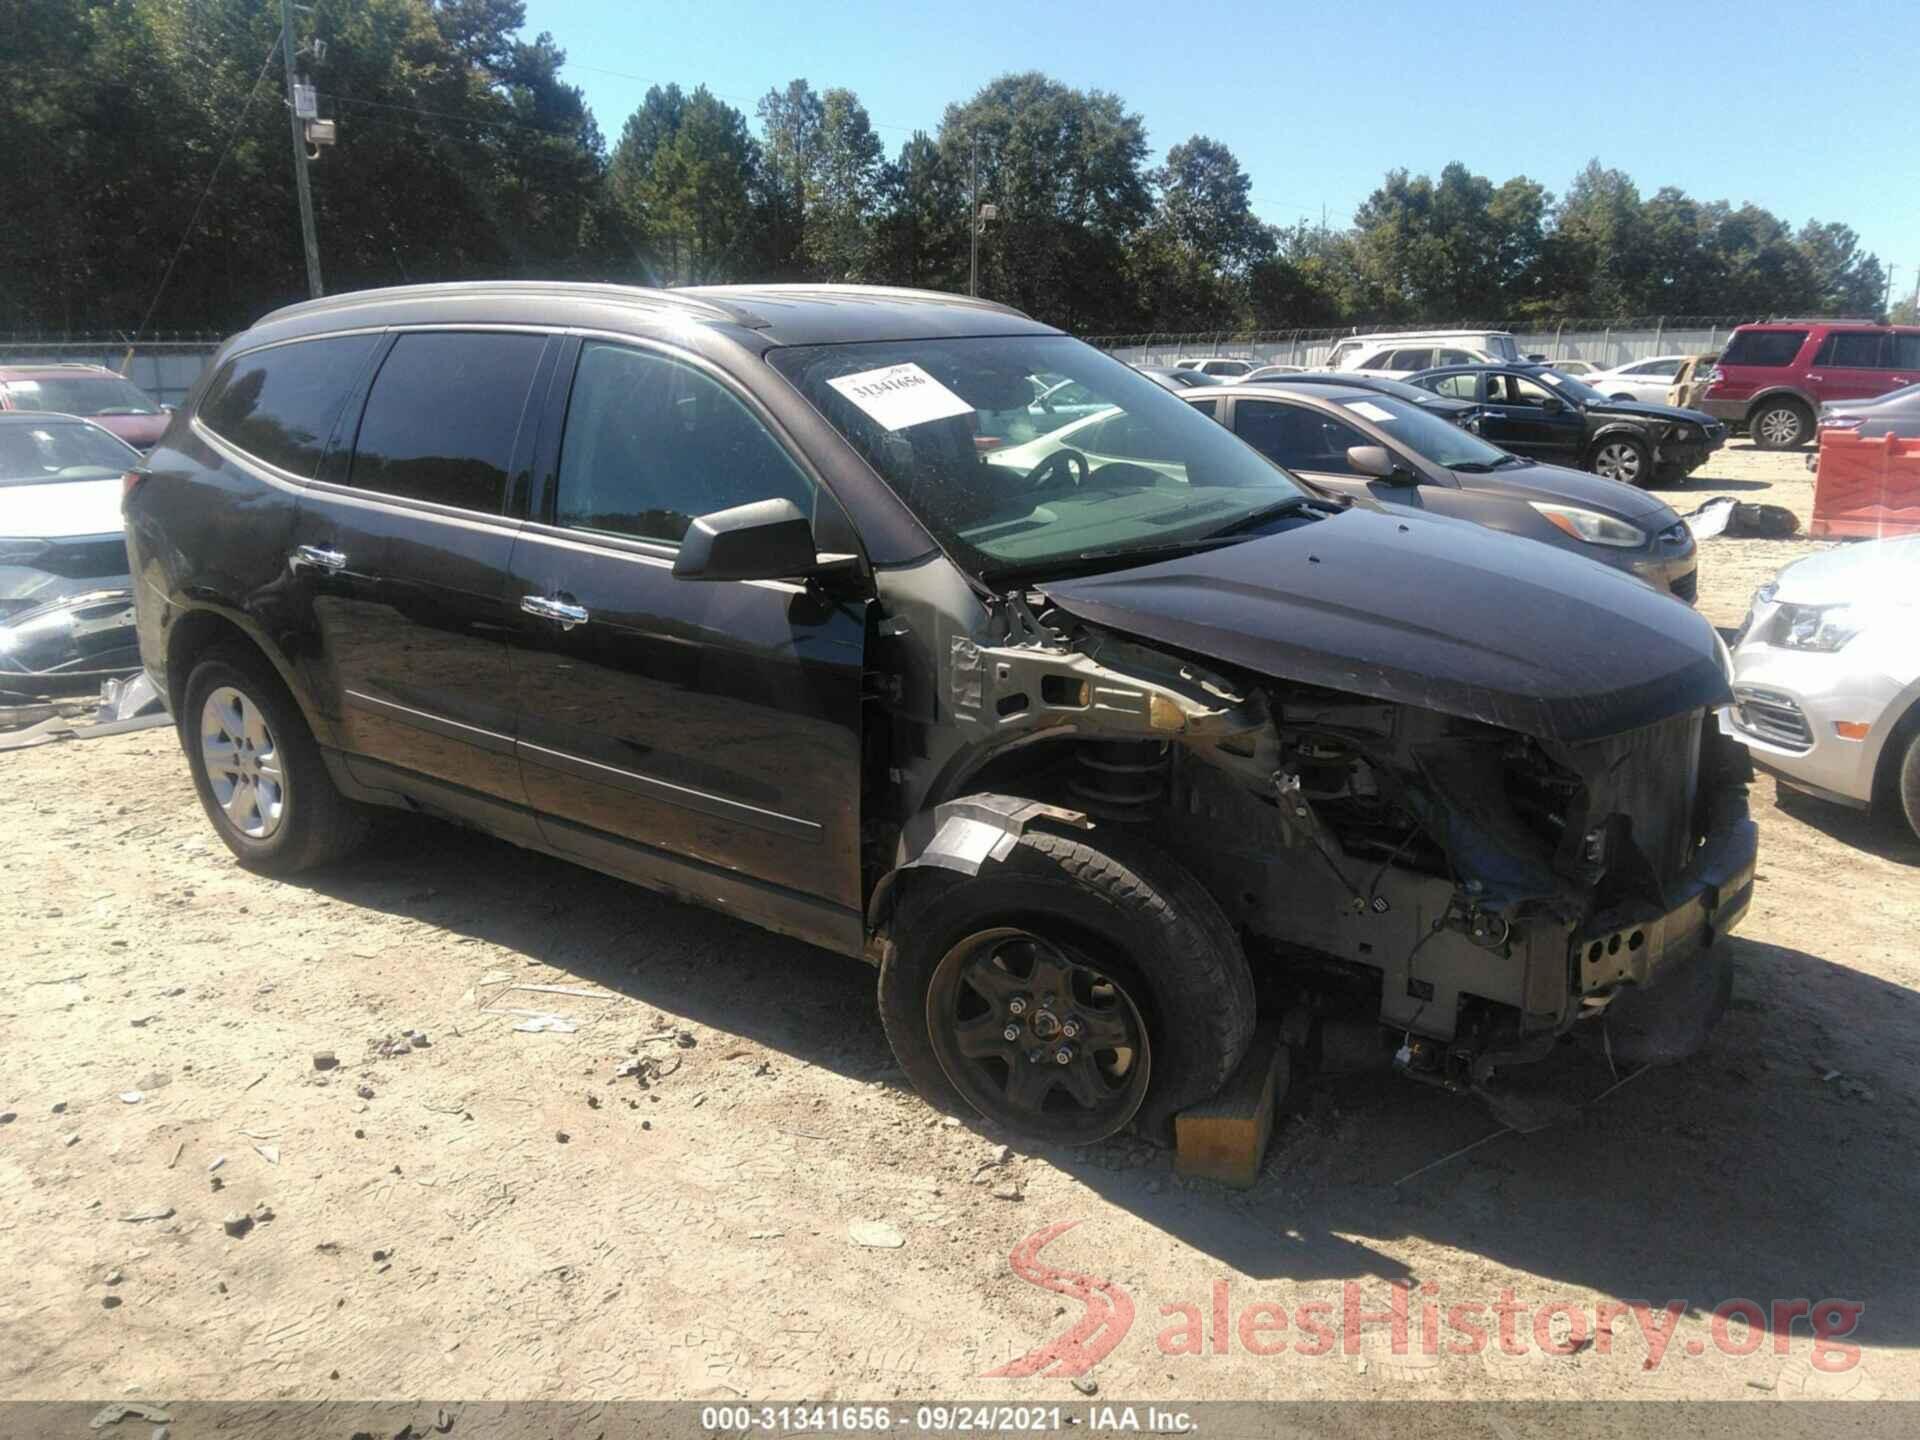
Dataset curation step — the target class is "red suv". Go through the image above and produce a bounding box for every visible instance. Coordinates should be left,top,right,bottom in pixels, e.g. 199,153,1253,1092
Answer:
0,363,170,451
1700,321,1920,450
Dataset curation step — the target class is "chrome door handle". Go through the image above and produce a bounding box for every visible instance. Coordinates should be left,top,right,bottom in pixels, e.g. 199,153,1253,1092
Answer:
292,544,347,572
520,594,590,630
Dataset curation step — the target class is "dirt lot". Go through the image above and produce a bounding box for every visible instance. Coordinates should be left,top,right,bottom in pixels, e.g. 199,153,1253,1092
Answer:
3,442,1915,1405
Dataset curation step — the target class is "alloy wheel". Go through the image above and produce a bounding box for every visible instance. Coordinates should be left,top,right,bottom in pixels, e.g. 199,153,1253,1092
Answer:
925,927,1151,1143
200,685,286,840
1757,406,1803,447
1594,441,1644,484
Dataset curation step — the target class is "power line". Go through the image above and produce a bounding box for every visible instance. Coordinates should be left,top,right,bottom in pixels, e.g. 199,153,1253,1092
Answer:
133,32,283,342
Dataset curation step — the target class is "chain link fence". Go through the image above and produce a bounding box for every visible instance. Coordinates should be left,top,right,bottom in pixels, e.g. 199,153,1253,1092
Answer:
0,336,225,408
1083,316,1797,370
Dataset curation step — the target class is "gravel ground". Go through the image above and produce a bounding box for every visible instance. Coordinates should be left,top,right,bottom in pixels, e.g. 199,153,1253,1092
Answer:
2,441,1915,1404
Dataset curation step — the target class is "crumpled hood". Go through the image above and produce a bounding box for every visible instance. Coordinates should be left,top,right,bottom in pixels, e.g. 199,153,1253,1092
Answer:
1585,397,1716,428
1043,506,1729,744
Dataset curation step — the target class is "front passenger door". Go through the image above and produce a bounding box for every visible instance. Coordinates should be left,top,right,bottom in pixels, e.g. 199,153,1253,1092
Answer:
505,340,868,952
1480,372,1583,463
1231,398,1431,511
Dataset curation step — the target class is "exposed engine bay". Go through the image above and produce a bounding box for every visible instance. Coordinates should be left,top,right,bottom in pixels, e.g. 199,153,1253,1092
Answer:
866,568,1756,1090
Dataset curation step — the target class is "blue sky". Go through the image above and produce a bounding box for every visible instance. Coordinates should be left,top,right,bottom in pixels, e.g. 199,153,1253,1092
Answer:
533,0,1917,302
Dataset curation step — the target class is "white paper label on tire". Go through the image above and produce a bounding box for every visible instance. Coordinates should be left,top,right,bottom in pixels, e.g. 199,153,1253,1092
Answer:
1346,400,1394,422
826,363,974,431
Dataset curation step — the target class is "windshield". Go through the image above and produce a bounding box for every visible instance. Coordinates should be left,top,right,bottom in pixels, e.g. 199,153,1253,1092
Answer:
1331,394,1513,469
0,421,138,481
770,335,1308,581
1534,369,1607,405
4,374,160,417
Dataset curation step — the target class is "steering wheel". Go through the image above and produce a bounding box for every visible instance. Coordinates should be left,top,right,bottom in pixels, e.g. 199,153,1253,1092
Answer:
1026,447,1090,492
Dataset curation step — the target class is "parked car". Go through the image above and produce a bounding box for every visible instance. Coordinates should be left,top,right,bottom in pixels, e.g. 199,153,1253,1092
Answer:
1546,359,1597,377
1406,362,1727,485
1817,380,1920,441
1132,364,1226,390
1239,364,1304,382
1325,330,1522,374
1667,353,1719,411
0,411,142,698
1264,371,1481,426
0,362,169,451
1700,321,1920,450
126,282,1754,1142
1726,537,1920,839
1584,355,1695,404
1174,357,1256,378
1185,383,1698,601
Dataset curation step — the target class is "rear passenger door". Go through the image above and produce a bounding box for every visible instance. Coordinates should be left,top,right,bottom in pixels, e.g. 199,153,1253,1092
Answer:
504,338,867,952
1813,331,1908,406
291,329,557,834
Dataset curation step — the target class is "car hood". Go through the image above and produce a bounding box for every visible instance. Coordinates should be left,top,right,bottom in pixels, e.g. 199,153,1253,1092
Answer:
1042,505,1727,744
1465,460,1680,525
1773,534,1920,607
0,476,126,539
1584,397,1716,427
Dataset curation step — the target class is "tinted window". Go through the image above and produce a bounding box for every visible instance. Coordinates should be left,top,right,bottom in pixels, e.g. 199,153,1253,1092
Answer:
554,342,813,546
1486,335,1520,360
1235,401,1370,474
1389,348,1435,371
1721,330,1807,367
1188,397,1221,420
1825,332,1889,368
200,335,378,478
1894,336,1920,370
349,333,544,511
1437,349,1476,366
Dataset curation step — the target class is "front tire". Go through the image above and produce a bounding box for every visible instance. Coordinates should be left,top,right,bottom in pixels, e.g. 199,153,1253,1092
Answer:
1900,730,1920,843
181,646,367,874
1751,398,1812,451
878,824,1255,1144
1589,434,1652,486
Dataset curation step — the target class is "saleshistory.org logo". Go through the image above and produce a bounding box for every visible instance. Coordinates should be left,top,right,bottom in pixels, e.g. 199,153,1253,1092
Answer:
984,1222,1865,1379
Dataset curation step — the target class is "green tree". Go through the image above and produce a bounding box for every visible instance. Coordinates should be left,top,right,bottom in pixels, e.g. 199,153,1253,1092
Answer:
753,78,822,277
805,88,884,278
935,72,1151,330
610,84,759,284
870,132,965,291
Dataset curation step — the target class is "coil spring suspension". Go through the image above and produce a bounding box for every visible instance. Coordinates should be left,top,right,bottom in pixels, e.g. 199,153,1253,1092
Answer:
1068,740,1170,821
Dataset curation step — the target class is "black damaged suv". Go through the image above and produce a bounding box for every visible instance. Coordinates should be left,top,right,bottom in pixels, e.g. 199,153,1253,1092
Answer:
126,283,1757,1143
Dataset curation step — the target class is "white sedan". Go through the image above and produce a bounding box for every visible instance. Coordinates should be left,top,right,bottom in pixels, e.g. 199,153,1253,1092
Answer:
1724,536,1920,838
1584,355,1695,404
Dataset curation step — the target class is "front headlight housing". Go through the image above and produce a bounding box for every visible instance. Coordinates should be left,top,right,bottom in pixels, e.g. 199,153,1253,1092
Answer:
1529,502,1648,549
1773,602,1867,652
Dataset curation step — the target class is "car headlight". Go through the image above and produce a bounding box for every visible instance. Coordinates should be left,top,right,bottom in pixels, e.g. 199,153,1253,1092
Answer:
1663,424,1696,442
1773,602,1866,652
1529,502,1648,549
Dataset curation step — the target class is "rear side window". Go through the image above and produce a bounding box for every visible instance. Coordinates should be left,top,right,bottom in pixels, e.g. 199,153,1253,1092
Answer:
348,332,546,512
1485,335,1519,359
1894,336,1920,369
1188,398,1221,420
1388,347,1435,371
1437,349,1476,366
1721,330,1807,368
199,335,379,478
552,341,814,546
1819,332,1889,368
1431,374,1481,400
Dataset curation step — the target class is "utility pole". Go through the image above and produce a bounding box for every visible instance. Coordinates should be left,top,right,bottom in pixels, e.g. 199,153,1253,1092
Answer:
968,143,978,297
280,0,323,298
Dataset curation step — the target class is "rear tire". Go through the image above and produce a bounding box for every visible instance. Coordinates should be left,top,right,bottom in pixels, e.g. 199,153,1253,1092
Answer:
181,646,368,874
1750,398,1811,451
878,824,1255,1144
1899,730,1920,844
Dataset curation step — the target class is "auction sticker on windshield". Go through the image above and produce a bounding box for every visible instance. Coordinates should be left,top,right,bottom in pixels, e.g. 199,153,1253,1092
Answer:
827,363,974,431
1346,400,1394,423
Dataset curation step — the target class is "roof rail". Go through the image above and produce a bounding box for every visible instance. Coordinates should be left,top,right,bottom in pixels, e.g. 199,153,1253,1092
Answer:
256,280,753,329
1761,316,1882,325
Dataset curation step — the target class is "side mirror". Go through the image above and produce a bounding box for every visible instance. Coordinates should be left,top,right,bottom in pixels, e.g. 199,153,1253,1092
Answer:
1540,397,1565,415
1347,444,1417,485
672,498,819,582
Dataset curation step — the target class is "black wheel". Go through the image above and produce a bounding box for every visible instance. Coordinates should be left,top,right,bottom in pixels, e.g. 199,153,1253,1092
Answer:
1751,398,1811,451
1900,729,1920,844
181,645,368,874
878,825,1255,1144
1589,433,1652,487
